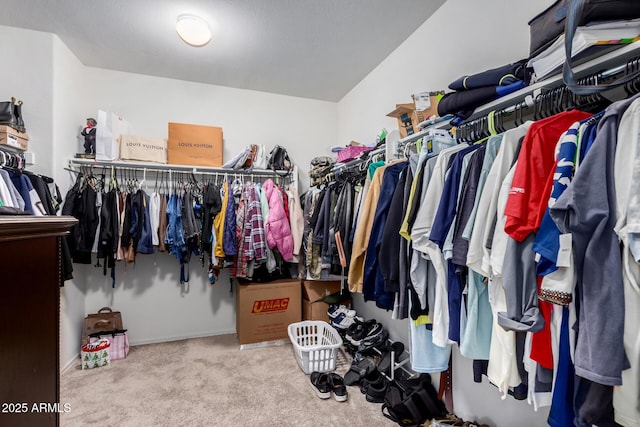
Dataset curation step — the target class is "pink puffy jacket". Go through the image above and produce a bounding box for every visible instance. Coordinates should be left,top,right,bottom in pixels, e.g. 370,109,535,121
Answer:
262,179,294,261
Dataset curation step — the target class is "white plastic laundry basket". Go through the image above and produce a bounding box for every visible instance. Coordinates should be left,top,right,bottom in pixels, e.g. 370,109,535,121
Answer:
288,321,343,374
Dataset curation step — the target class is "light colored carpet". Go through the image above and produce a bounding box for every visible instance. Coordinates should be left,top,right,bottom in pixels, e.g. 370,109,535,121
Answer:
61,334,395,426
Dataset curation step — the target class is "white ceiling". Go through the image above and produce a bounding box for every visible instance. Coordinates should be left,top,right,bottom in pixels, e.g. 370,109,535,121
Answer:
0,0,446,102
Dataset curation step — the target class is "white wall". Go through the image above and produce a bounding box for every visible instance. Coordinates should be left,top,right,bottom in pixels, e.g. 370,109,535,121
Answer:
52,34,89,370
337,0,553,426
0,25,54,176
82,66,337,191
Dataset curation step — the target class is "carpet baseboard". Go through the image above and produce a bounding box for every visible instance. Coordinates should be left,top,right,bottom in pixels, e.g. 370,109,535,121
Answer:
128,329,237,346
239,338,289,351
61,330,237,373
62,353,80,374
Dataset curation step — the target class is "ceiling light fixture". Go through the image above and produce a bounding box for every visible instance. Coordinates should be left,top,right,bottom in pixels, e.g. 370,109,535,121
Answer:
176,14,212,47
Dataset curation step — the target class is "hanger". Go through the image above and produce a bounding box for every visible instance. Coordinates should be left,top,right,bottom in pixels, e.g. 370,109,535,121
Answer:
138,168,146,192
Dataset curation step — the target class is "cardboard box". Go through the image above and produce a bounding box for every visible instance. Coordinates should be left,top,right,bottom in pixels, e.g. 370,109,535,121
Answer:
167,122,223,167
0,125,28,151
386,95,440,139
302,280,347,323
236,280,301,345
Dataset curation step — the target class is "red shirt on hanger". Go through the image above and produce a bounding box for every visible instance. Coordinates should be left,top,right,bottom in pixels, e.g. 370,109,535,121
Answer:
504,110,591,241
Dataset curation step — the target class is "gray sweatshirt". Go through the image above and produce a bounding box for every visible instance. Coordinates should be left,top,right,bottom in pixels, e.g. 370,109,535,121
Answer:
550,94,640,386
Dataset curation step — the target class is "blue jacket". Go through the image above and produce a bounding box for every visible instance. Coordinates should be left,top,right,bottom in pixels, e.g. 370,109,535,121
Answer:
362,161,407,310
223,181,238,256
137,191,154,254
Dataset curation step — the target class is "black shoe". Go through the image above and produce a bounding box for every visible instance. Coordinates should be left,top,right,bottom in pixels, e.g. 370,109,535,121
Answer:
358,328,389,353
359,369,385,394
327,373,348,402
345,318,367,343
14,99,24,133
348,320,381,345
365,376,388,403
309,372,331,399
0,99,17,130
343,356,376,386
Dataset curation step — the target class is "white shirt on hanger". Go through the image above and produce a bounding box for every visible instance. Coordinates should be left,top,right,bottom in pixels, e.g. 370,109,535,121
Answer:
466,123,531,276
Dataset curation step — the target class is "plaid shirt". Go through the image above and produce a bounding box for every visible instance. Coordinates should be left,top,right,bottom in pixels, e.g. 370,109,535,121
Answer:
243,182,267,262
231,190,247,278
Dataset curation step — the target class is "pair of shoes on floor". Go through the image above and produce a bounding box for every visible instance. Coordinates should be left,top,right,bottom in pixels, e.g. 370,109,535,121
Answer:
329,304,361,330
346,319,384,346
328,304,355,320
359,369,388,403
309,371,348,402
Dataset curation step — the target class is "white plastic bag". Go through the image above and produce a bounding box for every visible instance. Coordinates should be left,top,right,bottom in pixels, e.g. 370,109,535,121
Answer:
253,144,267,169
96,110,130,161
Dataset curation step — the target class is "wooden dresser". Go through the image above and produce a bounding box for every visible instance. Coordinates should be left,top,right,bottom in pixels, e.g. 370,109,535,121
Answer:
0,216,77,427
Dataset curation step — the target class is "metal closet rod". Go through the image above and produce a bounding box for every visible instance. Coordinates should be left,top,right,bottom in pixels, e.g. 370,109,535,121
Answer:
67,158,295,178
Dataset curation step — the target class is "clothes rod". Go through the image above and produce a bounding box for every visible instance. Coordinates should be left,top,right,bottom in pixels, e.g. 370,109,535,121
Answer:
68,158,292,176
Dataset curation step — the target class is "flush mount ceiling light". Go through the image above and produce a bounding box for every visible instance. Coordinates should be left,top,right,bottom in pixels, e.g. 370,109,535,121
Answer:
176,14,212,47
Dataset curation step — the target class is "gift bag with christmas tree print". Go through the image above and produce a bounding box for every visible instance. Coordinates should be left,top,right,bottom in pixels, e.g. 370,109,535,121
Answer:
81,338,110,370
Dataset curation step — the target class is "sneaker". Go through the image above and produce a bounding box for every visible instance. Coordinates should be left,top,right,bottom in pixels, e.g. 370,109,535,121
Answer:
331,313,362,330
359,369,385,394
327,373,348,402
349,321,383,346
365,376,388,403
345,319,372,344
358,329,389,353
328,304,356,320
309,372,331,399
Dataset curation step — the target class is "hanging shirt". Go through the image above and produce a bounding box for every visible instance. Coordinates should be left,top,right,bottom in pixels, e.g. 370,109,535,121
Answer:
0,169,24,210
157,193,168,253
363,161,407,309
231,189,248,278
379,164,409,294
149,192,160,246
116,192,127,259
412,145,467,347
466,124,530,276
256,183,276,272
349,164,389,293
504,110,591,242
243,181,267,262
213,183,228,261
550,96,638,388
610,96,640,427
287,184,304,258
429,144,482,343
462,134,504,241
0,170,15,208
399,159,426,241
411,144,468,255
222,181,237,258
10,171,36,214
451,146,487,266
499,111,589,375
395,161,417,320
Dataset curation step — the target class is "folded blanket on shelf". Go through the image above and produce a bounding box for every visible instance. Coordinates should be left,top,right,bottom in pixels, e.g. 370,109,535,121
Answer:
448,59,531,91
438,80,526,122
